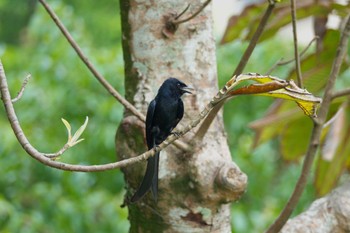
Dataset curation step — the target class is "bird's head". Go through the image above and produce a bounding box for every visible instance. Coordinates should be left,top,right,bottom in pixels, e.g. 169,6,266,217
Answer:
160,77,194,97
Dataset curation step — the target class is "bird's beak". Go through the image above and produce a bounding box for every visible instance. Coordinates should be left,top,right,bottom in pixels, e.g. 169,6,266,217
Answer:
181,86,194,94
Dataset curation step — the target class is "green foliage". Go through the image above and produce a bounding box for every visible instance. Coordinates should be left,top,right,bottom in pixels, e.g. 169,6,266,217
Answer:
217,38,317,233
218,1,349,232
0,0,128,232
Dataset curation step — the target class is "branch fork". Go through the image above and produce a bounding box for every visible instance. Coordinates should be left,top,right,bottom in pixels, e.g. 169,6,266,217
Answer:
162,0,212,38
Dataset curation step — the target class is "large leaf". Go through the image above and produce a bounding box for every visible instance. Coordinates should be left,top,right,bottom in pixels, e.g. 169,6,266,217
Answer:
197,74,321,142
250,28,349,150
220,1,348,44
286,30,347,93
225,74,322,117
314,104,350,196
280,117,313,161
249,100,302,148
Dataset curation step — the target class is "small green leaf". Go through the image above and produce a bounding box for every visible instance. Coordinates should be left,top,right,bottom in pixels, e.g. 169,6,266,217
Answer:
62,117,89,147
61,118,72,142
70,116,89,146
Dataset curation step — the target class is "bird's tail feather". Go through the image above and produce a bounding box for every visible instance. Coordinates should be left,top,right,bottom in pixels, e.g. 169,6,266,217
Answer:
151,151,159,202
130,151,159,203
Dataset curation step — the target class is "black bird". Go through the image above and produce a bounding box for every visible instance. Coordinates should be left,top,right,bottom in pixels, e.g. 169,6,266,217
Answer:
130,78,193,203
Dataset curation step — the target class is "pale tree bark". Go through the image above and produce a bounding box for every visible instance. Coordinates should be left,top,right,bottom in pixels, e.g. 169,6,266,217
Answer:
281,182,350,233
115,0,247,232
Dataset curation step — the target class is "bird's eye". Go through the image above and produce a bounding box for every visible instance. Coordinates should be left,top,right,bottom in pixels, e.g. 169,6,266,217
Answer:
177,83,181,87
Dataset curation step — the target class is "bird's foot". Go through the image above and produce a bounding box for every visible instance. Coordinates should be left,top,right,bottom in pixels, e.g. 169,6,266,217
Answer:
152,146,161,155
171,131,182,138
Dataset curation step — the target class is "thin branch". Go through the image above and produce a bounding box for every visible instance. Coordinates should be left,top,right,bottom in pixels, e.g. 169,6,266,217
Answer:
0,59,224,172
265,13,350,233
332,87,350,100
290,0,303,88
0,60,183,172
174,4,191,20
45,143,70,159
195,0,275,141
193,1,276,139
38,0,145,122
191,1,276,140
2,63,304,173
173,0,212,25
11,74,31,103
233,1,276,76
266,36,318,75
162,0,212,38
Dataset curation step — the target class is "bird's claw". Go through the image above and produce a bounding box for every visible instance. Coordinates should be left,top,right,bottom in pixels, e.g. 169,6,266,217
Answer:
171,131,182,138
153,146,161,155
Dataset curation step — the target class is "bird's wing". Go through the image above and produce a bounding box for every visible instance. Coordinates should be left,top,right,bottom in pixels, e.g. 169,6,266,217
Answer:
130,99,159,203
146,99,156,149
175,99,184,128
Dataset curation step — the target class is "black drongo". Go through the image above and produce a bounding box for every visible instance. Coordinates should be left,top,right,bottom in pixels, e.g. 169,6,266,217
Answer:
130,78,193,203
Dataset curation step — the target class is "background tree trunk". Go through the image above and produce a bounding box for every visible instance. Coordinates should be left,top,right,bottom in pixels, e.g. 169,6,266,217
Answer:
116,0,247,232
281,182,350,233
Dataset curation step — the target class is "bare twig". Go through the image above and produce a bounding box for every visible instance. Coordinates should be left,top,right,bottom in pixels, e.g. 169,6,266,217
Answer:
265,13,350,233
45,144,70,159
11,74,31,103
38,0,190,152
266,36,318,75
233,1,276,76
174,4,191,20
173,0,212,25
332,88,350,100
290,0,303,88
38,0,145,122
162,0,212,38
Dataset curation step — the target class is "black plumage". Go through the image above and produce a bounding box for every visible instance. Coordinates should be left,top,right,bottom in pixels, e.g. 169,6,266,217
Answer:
130,78,192,203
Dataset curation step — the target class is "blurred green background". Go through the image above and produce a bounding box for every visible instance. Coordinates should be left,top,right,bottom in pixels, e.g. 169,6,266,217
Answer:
0,0,320,232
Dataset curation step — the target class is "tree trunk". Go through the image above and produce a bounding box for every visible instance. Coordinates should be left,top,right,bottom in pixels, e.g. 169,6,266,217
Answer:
116,1,247,232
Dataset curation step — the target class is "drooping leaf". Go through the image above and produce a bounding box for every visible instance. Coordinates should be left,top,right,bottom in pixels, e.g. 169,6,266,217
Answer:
321,105,346,161
280,117,313,161
314,104,350,196
249,27,349,150
287,30,346,93
220,4,265,44
225,73,322,117
249,100,302,147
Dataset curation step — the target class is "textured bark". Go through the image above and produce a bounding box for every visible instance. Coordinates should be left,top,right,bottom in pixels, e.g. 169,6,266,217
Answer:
116,0,247,232
281,182,350,233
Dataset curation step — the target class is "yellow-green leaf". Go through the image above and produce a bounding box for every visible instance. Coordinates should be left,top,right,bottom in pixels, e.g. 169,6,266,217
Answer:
62,118,72,142
224,73,322,117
